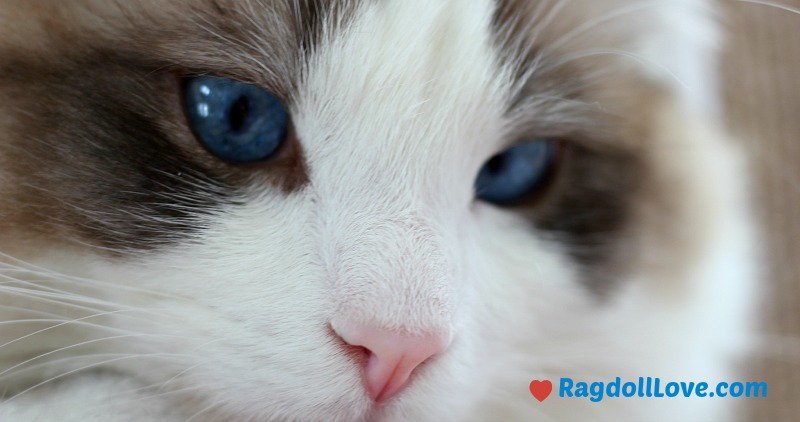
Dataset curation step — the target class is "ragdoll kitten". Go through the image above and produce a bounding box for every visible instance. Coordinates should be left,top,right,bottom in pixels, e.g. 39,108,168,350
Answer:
0,0,758,421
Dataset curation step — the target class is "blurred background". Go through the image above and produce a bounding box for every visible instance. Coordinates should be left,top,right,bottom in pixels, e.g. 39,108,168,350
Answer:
722,0,800,420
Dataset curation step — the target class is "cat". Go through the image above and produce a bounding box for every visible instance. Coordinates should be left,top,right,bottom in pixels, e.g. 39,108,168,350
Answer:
0,0,759,421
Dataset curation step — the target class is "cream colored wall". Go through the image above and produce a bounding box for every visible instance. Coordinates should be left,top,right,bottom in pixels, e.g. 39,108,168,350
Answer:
723,1,800,420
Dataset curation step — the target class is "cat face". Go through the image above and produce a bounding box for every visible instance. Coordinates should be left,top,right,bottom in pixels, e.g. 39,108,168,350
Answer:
0,1,757,421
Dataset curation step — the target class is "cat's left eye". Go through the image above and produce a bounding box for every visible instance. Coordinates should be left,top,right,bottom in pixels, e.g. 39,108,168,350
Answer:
475,140,559,205
184,76,289,163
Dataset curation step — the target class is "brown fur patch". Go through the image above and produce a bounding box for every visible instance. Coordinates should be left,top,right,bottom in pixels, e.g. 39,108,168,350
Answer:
490,0,689,289
0,0,364,253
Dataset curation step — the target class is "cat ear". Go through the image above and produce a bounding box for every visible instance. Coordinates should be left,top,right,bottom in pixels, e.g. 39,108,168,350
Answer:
633,0,722,117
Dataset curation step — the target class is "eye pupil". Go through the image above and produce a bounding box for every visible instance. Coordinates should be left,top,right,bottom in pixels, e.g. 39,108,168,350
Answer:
228,96,249,132
485,154,506,175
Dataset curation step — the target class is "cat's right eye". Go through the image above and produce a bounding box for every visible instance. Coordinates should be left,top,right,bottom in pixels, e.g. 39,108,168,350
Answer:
184,76,290,163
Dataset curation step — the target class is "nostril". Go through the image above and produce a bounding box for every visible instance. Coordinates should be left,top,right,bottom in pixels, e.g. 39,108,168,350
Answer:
330,320,451,402
329,324,370,363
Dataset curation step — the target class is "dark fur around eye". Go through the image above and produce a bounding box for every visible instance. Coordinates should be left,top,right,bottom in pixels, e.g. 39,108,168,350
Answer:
0,53,246,253
531,145,642,286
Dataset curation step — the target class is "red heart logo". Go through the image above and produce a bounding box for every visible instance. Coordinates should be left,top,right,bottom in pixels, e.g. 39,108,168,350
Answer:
529,380,553,402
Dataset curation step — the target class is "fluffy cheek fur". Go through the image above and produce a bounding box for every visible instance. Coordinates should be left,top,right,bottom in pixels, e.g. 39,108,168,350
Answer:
466,106,758,422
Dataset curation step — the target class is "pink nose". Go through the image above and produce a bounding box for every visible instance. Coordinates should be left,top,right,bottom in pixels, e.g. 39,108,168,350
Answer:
332,321,450,402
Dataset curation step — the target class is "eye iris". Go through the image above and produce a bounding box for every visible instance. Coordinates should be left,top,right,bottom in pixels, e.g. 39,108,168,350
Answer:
475,140,556,205
184,76,289,163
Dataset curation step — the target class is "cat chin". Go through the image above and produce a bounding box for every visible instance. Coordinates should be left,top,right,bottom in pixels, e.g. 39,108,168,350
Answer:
10,372,472,422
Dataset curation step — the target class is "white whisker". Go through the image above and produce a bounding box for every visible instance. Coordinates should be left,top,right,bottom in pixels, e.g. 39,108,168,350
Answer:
2,353,193,405
0,310,134,351
733,0,800,16
541,48,690,91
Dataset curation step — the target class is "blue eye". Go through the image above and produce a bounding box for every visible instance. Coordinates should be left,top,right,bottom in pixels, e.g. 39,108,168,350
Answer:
475,140,558,205
184,76,289,163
